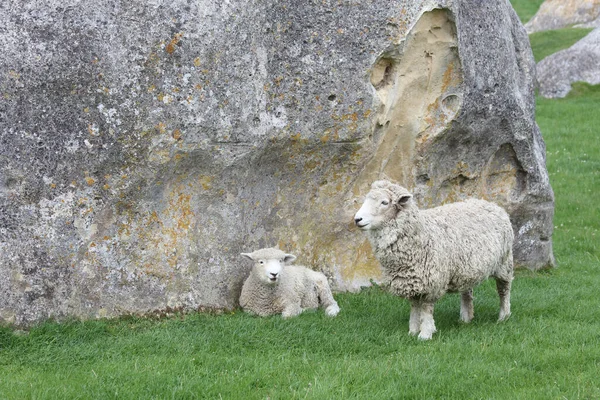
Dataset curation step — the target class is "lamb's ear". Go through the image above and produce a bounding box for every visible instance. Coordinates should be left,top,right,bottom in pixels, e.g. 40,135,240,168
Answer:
397,194,412,207
283,254,297,264
240,253,254,261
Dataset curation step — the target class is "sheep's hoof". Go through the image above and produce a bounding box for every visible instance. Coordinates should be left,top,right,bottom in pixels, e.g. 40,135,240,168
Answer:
408,329,419,336
325,304,340,317
498,311,511,322
418,332,434,340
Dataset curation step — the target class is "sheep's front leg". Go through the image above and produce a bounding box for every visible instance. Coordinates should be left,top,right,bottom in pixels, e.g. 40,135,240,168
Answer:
418,302,437,340
460,289,474,323
324,304,340,317
409,300,421,336
281,303,303,319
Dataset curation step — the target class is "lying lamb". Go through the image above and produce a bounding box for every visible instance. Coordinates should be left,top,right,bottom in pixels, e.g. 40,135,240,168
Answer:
239,247,340,318
354,180,514,340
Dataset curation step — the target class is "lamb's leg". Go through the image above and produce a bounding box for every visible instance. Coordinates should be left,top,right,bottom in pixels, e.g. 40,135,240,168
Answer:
418,302,437,340
496,278,511,321
460,289,474,323
409,300,421,336
282,303,303,319
314,274,340,317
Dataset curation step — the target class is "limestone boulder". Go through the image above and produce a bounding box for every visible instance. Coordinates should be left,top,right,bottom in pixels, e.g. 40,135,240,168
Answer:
525,0,600,33
537,28,600,98
577,15,600,29
0,0,554,326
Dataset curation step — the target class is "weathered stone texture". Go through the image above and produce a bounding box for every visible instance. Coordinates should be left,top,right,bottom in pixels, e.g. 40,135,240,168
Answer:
576,14,600,28
537,28,600,98
525,0,600,33
0,0,554,326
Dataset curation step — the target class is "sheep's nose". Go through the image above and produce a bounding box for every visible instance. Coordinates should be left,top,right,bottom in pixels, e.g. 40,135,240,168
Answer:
354,217,362,225
269,272,278,278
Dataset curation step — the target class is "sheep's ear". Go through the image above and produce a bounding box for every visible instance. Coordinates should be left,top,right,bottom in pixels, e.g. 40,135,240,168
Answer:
283,254,297,264
397,194,412,207
240,253,254,261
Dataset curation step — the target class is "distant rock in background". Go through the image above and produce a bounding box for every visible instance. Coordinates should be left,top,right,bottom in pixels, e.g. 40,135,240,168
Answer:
537,28,600,98
577,15,600,28
525,0,600,33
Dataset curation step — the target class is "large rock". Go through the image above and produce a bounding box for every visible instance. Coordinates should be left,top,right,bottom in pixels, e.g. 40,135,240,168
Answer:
577,15,600,29
0,0,554,326
525,0,600,33
537,28,600,97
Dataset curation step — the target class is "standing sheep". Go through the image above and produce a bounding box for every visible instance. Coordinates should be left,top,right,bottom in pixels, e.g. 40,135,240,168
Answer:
239,247,340,318
354,180,514,340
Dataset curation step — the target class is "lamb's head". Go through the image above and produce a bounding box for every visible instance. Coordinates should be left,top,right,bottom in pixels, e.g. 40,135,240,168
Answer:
354,180,413,230
240,247,297,285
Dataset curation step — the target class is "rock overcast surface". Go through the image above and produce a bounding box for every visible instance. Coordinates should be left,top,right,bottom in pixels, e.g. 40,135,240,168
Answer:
0,0,554,326
537,28,600,98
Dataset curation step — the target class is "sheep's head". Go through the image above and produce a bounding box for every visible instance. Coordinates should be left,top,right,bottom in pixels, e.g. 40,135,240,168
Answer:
240,248,297,284
354,180,413,230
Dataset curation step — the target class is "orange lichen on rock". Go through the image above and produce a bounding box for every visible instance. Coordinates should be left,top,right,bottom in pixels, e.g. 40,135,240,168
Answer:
165,32,183,54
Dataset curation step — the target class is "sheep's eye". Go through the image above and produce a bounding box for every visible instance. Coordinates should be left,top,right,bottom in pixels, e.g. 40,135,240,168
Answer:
381,200,389,206
259,260,264,264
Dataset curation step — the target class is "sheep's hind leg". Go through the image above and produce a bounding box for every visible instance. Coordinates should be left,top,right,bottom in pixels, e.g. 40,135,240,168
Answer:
408,300,421,336
460,289,474,323
418,302,437,340
496,278,511,321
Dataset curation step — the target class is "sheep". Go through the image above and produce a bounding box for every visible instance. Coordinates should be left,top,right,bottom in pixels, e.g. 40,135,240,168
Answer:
239,247,340,318
354,180,514,340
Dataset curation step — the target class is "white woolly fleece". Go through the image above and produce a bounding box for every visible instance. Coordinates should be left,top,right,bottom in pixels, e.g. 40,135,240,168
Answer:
239,248,340,318
356,180,514,340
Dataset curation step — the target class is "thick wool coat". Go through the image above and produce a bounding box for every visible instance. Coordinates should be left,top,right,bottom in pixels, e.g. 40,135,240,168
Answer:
366,199,514,302
239,248,339,317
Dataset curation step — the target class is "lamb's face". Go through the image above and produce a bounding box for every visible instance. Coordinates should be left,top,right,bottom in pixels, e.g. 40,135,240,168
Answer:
241,248,297,285
354,181,413,230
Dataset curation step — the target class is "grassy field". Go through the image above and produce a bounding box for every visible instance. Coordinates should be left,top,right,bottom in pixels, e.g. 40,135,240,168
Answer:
529,28,593,62
509,0,593,63
2,3,600,399
510,0,545,23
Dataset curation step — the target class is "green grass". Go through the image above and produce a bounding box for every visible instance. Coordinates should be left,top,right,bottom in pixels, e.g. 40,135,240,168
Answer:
510,0,545,23
529,28,593,62
537,82,600,261
2,89,600,399
2,258,600,399
2,6,600,400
